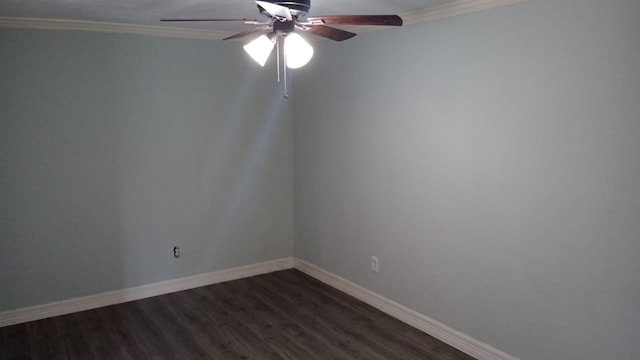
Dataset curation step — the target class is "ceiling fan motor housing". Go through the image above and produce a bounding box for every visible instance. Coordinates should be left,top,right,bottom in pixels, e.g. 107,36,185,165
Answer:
273,20,295,34
261,0,311,17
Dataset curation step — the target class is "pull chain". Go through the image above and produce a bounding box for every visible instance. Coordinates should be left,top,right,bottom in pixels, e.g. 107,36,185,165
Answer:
283,38,289,100
276,36,281,83
275,35,289,100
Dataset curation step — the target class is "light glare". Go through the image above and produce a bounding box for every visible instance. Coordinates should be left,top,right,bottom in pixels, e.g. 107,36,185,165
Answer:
243,35,275,66
284,33,314,69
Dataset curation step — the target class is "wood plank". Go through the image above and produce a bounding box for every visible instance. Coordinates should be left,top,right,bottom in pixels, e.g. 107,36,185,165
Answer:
1,270,476,360
0,323,30,359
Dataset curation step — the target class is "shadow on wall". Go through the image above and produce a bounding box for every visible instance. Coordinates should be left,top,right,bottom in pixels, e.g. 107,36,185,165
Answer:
0,30,293,312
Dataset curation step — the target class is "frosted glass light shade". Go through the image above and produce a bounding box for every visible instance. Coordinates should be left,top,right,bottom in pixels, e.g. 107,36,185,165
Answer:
284,33,314,69
243,35,275,66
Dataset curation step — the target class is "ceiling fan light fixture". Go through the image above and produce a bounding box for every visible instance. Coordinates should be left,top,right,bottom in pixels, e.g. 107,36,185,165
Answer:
243,35,275,66
284,32,314,69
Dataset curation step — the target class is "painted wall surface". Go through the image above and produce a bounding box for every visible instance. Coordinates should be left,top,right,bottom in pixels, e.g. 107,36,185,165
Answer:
0,30,294,311
294,1,640,359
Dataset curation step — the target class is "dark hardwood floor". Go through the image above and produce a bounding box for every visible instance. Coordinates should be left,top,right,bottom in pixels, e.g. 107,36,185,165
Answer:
1,269,476,360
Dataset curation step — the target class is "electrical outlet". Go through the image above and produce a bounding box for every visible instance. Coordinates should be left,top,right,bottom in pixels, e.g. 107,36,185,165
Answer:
371,256,379,272
173,246,181,258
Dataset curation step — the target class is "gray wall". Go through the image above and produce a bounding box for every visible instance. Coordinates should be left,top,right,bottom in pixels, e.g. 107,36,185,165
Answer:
294,1,640,359
0,30,294,311
2,1,639,359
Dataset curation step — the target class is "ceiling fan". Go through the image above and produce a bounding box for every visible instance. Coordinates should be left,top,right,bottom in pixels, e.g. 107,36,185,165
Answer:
162,0,403,98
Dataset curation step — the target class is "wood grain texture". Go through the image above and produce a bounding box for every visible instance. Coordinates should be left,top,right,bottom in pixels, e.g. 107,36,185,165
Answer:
1,270,476,360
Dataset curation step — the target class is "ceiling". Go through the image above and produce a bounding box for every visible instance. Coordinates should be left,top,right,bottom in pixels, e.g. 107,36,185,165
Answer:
0,0,449,29
0,0,525,39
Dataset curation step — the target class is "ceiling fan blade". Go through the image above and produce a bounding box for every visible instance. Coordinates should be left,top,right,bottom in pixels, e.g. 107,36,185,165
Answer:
307,15,403,26
305,25,357,42
161,18,260,22
223,25,272,40
255,1,292,21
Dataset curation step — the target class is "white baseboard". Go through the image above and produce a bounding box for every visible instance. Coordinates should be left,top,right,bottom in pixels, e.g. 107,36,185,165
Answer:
293,258,519,360
0,257,294,328
2,255,517,360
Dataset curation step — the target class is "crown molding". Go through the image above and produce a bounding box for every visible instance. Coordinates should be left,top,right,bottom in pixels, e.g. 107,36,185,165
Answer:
0,17,230,40
0,0,525,41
